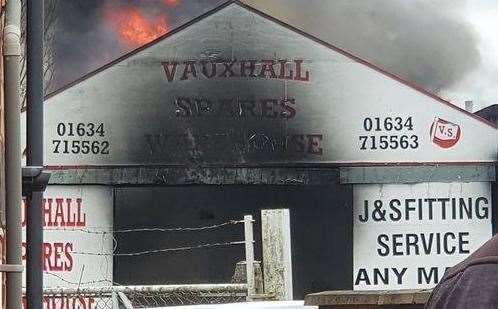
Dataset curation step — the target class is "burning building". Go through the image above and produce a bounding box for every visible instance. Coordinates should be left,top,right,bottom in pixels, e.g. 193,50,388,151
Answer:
18,0,498,303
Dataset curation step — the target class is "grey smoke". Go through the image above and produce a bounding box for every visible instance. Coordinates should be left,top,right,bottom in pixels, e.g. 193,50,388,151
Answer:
243,0,481,93
52,0,481,94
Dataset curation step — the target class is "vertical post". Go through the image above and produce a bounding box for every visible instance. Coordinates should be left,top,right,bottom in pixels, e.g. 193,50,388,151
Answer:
261,209,293,300
4,0,23,308
243,215,255,300
26,0,45,308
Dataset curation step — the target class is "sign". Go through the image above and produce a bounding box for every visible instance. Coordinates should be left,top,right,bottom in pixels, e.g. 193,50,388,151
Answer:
22,3,498,166
22,186,113,307
353,182,492,290
430,118,461,148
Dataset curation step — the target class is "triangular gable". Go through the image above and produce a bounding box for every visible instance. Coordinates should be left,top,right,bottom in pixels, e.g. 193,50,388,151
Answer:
24,1,498,166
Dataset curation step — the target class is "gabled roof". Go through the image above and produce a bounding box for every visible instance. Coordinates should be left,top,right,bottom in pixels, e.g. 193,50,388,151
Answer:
44,0,497,129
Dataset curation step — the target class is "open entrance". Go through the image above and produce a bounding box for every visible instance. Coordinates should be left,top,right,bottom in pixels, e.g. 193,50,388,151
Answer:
114,185,353,298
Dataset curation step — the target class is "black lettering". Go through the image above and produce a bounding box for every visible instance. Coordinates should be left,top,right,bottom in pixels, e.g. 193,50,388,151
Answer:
443,232,456,254
459,198,472,219
393,234,403,256
392,268,407,285
418,267,439,284
425,198,436,220
406,234,419,256
459,232,470,254
476,197,489,219
355,269,371,286
377,234,389,257
439,198,450,220
421,233,434,255
373,268,389,285
405,199,416,220
359,201,369,222
389,199,402,221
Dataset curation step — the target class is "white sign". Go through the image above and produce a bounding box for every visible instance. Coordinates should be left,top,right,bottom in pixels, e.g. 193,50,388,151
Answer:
353,182,493,290
22,186,113,307
21,3,498,166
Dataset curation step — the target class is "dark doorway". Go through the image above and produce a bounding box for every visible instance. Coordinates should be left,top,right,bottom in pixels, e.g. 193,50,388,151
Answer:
114,185,353,298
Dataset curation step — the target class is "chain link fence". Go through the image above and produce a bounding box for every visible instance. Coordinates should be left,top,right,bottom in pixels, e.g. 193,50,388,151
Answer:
33,284,247,308
21,216,256,308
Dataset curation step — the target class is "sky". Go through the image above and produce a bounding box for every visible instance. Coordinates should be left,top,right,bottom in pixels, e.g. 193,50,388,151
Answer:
447,1,498,110
51,0,498,111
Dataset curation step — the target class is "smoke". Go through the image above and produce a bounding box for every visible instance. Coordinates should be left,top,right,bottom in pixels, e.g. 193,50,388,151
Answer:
52,0,481,94
243,0,481,93
52,0,225,91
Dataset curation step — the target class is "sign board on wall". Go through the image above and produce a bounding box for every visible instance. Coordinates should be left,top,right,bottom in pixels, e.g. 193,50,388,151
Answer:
22,186,113,307
21,3,498,166
353,182,493,290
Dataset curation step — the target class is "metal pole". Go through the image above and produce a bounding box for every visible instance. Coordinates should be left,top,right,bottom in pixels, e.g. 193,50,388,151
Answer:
244,215,255,300
4,0,23,308
26,0,45,308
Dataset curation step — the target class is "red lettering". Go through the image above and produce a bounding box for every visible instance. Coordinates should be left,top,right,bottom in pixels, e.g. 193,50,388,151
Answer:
76,198,86,227
240,60,257,77
294,59,310,81
259,60,278,79
161,61,178,82
281,98,296,119
26,295,97,309
43,242,52,271
44,198,53,227
200,60,217,78
65,243,74,271
181,60,198,80
260,99,278,119
41,242,75,272
66,198,76,227
278,59,294,80
219,60,238,78
52,242,64,271
54,198,65,227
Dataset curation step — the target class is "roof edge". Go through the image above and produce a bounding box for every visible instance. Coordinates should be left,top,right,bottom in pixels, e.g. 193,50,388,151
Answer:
43,0,497,130
43,0,237,101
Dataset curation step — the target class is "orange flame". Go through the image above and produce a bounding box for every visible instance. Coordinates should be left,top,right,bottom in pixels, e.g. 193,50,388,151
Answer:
104,7,169,47
162,0,178,6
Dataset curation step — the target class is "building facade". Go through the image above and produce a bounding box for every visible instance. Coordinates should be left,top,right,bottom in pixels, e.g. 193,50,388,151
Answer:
19,1,498,299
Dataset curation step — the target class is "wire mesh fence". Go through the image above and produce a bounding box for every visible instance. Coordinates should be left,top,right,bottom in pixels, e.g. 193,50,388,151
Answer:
23,217,255,308
34,284,247,308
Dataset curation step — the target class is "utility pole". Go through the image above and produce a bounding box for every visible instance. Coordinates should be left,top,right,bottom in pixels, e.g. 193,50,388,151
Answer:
26,0,45,308
4,0,23,308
